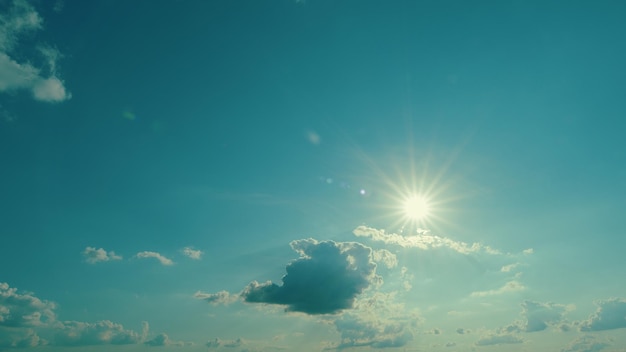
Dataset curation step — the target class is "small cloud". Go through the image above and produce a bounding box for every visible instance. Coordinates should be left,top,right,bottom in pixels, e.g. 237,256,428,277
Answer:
500,262,521,272
182,247,203,260
194,290,236,305
580,297,626,331
82,247,122,264
475,334,523,346
306,130,320,145
144,333,192,347
470,280,526,297
206,337,244,349
523,248,534,255
456,328,470,334
240,239,380,315
135,251,174,266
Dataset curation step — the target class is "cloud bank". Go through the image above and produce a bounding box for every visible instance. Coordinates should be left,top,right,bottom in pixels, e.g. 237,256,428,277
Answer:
241,239,379,315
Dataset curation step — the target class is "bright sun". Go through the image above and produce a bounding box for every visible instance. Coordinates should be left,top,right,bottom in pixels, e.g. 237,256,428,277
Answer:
403,195,431,221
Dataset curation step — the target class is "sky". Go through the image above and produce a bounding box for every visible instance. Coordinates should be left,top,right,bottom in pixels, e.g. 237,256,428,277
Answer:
1,0,626,351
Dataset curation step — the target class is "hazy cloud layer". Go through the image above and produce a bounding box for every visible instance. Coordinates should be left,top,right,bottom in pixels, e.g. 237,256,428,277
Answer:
135,251,174,266
82,247,122,264
474,333,523,346
580,298,626,331
241,239,379,314
470,280,526,297
0,0,71,102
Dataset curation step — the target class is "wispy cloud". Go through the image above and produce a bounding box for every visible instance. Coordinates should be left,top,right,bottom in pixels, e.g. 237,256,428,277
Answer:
181,247,203,260
474,333,523,346
0,0,71,103
135,251,174,266
194,291,237,305
82,247,122,264
353,226,502,255
470,280,526,297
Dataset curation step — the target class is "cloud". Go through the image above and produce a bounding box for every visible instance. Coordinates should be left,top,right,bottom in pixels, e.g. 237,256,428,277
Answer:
0,0,71,102
82,247,122,264
206,337,244,349
470,280,526,297
0,282,56,327
561,335,610,352
135,251,174,266
455,328,470,334
521,300,571,332
500,262,521,272
145,333,192,347
240,239,379,315
372,249,397,269
475,333,523,346
0,328,46,348
54,320,148,346
327,313,413,350
580,298,626,331
353,226,502,255
194,290,236,305
182,247,203,260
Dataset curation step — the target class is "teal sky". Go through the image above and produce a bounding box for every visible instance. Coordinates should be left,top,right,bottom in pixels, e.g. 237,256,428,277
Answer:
2,0,626,351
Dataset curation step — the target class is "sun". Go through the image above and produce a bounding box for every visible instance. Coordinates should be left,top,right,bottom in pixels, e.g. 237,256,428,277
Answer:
403,194,431,221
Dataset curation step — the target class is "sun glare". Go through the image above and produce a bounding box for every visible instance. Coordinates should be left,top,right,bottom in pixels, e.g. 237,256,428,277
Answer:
403,195,431,221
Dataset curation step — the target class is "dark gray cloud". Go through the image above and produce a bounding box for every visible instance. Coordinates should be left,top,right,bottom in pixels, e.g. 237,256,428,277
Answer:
580,298,626,331
241,239,379,315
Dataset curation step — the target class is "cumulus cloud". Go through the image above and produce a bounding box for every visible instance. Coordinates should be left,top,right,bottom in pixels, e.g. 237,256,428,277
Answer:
372,249,397,269
0,0,71,102
474,333,523,346
241,239,379,315
194,290,236,305
353,226,501,255
54,320,148,346
0,328,46,348
521,300,571,332
561,335,610,352
135,251,174,266
0,282,56,327
182,247,203,260
145,332,192,347
470,280,526,297
580,298,626,331
82,247,122,264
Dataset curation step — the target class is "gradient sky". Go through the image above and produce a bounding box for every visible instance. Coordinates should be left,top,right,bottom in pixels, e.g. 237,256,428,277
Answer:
2,0,626,351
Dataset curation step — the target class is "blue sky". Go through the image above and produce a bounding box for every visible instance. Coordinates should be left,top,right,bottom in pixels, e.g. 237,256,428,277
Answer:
1,0,626,351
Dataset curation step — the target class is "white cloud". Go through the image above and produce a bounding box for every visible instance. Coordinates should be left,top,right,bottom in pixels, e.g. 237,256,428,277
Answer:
82,247,122,264
194,290,237,305
470,280,526,297
561,335,610,352
182,247,203,260
0,282,56,327
54,320,148,346
353,226,502,255
144,333,192,347
135,251,174,266
500,262,521,272
0,0,70,103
